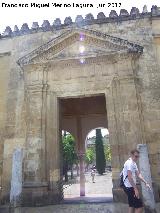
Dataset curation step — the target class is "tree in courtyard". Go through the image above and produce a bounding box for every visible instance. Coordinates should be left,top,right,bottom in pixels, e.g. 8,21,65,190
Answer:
85,147,95,171
104,144,111,162
95,129,106,175
62,133,78,182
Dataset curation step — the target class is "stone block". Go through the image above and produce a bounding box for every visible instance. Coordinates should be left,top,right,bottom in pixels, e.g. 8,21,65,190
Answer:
109,10,118,18
85,13,94,22
152,5,160,16
137,144,156,211
20,23,30,34
119,9,129,17
64,17,72,25
97,12,106,20
13,25,19,36
75,15,84,26
41,20,51,31
0,205,10,213
142,5,148,14
22,187,62,206
3,27,12,37
31,22,39,30
53,18,61,27
112,188,128,203
130,7,140,17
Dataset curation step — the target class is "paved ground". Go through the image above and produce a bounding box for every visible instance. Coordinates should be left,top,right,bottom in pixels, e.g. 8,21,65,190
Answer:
20,203,160,213
22,203,128,213
63,171,113,198
4,171,160,213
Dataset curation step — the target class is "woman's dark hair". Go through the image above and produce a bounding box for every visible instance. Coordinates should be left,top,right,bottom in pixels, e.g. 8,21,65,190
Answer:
130,149,140,155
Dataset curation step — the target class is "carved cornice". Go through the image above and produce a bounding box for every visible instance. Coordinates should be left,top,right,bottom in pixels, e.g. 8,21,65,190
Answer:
111,74,140,85
17,28,143,67
46,51,139,69
25,83,49,93
1,5,160,39
0,52,11,57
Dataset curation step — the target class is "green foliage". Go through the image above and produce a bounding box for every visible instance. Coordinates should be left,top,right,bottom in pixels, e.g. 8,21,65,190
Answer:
62,134,78,167
95,129,106,175
85,147,95,165
104,144,111,162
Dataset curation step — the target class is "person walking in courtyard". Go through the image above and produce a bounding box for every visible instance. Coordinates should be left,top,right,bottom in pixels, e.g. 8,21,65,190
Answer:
91,165,96,183
122,149,151,213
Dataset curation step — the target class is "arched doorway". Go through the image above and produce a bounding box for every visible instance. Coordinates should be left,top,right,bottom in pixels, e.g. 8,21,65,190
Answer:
61,130,80,199
15,27,145,206
59,95,112,201
84,128,113,198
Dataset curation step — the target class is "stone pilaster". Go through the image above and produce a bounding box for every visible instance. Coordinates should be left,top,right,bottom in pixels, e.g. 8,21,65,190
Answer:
46,92,62,203
22,83,48,206
105,74,146,203
105,79,128,203
137,144,156,213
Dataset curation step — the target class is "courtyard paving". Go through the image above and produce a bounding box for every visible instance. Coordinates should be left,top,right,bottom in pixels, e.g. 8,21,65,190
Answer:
3,171,160,213
63,170,113,198
21,203,160,213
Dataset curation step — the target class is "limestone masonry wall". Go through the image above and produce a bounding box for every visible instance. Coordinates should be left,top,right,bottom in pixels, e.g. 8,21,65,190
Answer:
0,4,160,205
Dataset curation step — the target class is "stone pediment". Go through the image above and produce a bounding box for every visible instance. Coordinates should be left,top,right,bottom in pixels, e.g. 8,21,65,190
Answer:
17,28,143,66
54,41,109,59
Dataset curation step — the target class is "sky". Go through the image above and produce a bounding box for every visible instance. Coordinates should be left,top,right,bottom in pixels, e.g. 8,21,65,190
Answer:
87,128,109,138
0,0,160,32
64,128,109,138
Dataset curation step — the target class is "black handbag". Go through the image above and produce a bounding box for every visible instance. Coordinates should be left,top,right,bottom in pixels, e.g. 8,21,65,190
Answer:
120,170,128,188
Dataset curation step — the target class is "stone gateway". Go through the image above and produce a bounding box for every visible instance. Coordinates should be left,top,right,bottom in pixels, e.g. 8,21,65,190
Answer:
0,5,160,209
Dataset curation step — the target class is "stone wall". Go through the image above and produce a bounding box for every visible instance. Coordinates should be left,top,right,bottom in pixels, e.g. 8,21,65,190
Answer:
0,5,160,205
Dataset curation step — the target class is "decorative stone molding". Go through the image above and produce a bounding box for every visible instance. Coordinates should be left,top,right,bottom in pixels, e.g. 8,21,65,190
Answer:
109,10,118,18
32,22,39,30
23,182,48,188
53,18,61,27
130,7,140,17
25,83,49,93
20,23,30,34
42,20,51,31
142,5,148,14
3,26,12,37
151,5,160,16
0,52,11,57
75,15,84,25
38,52,138,70
85,13,94,22
13,25,20,36
1,5,159,38
17,28,143,66
64,17,72,25
97,12,106,20
119,9,129,17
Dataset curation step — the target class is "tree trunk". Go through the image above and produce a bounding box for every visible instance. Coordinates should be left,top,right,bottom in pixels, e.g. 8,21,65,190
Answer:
64,162,68,182
95,129,106,175
71,165,73,179
76,163,79,176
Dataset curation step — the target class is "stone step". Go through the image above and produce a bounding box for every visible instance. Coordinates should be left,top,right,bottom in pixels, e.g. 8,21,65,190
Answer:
1,203,160,213
0,205,10,213
22,203,160,213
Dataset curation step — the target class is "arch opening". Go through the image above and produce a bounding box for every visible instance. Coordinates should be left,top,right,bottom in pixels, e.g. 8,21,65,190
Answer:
84,127,113,198
59,94,113,202
61,130,80,199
